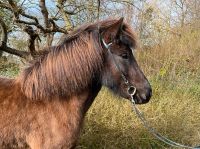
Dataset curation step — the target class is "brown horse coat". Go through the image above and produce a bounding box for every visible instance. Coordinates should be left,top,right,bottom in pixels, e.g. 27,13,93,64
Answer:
0,18,151,149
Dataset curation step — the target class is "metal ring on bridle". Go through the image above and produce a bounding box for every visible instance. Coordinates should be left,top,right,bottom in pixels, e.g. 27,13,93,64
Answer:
127,86,136,96
96,3,199,148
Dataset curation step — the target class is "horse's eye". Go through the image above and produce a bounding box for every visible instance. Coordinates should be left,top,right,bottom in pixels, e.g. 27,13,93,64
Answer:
120,53,128,59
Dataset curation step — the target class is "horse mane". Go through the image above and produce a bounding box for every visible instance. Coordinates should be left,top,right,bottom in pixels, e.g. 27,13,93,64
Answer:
17,19,137,100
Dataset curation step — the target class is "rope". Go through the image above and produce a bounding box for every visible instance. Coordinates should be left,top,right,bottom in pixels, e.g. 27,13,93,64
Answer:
131,96,200,149
95,1,199,148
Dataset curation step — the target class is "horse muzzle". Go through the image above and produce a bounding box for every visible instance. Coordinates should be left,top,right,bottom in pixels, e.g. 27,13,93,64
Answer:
132,87,152,104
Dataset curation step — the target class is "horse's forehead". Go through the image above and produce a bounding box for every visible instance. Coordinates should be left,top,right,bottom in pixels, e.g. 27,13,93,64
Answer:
110,43,129,54
120,32,135,48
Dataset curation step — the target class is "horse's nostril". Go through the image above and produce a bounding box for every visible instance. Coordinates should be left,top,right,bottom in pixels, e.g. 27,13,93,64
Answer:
139,88,152,102
141,93,147,100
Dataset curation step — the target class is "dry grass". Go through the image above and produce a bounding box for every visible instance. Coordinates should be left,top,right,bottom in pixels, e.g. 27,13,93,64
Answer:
0,27,200,149
77,83,200,148
77,28,200,148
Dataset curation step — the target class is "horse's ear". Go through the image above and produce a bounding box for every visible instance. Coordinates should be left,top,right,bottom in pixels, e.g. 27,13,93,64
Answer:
101,17,124,42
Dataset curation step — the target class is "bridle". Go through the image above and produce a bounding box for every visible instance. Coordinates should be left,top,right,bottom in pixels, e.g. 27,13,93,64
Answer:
101,38,137,97
96,0,136,99
96,1,199,148
100,33,200,149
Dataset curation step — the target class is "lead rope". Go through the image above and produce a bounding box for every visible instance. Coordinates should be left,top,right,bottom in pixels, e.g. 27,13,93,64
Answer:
96,1,200,148
130,94,200,149
102,38,200,149
103,39,200,149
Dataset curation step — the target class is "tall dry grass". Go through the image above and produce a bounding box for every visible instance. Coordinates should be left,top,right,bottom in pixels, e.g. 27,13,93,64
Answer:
0,26,199,148
77,27,200,148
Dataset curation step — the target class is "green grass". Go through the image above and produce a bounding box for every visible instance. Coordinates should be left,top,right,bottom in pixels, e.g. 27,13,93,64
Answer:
0,60,20,77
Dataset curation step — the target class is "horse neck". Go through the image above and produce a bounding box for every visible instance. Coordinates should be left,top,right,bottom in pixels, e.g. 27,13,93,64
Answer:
81,81,102,114
0,77,25,109
65,76,102,115
0,77,17,96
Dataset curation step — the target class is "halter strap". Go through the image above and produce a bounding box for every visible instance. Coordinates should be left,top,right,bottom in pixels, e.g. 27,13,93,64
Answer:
101,37,137,96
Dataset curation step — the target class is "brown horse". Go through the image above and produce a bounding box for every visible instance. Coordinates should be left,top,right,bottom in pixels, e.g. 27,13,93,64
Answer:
0,18,152,149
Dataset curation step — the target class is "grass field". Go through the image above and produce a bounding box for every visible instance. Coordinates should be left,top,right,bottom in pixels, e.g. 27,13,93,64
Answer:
0,29,200,149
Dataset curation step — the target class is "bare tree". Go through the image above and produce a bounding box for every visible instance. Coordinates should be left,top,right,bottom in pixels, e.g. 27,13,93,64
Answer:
0,0,68,59
1,0,198,60
0,0,107,59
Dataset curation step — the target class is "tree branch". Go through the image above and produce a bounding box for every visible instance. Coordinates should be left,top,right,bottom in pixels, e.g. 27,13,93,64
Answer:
1,0,68,34
20,12,39,24
111,0,141,11
0,0,68,58
0,18,7,46
0,1,12,10
39,0,49,28
23,25,39,57
1,46,29,59
0,18,29,59
56,0,73,30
